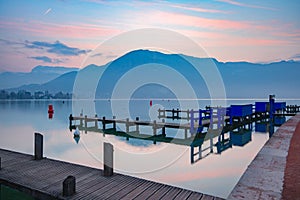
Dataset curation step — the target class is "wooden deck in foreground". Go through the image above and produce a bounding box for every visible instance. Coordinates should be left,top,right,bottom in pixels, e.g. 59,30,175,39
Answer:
0,149,223,200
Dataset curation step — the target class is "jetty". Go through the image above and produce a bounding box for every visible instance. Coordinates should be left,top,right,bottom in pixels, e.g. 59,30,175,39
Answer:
69,95,299,163
0,136,222,200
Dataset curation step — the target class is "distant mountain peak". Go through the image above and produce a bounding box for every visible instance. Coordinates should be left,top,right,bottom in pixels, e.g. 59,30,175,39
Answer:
31,65,79,74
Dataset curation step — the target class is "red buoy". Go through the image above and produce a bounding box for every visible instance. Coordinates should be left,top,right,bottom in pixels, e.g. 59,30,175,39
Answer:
150,100,153,107
48,104,54,114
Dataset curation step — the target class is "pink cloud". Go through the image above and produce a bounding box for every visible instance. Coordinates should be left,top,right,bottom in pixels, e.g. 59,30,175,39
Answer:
166,3,229,14
0,20,121,40
216,0,277,10
151,11,264,31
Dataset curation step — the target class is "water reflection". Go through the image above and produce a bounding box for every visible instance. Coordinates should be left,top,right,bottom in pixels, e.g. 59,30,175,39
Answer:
70,114,286,166
0,100,293,199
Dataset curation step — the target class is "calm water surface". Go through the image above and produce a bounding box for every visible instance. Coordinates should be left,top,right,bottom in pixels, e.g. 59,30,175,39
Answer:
0,99,297,198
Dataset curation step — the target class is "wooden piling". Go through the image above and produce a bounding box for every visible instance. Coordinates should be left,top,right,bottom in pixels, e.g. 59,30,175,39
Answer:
95,114,98,128
80,113,83,126
102,116,106,130
84,115,87,128
63,176,76,196
136,117,140,132
34,133,43,160
126,118,129,133
103,143,113,176
153,120,157,136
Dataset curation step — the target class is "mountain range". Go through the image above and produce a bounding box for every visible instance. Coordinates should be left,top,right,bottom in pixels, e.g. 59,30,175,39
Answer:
1,49,299,98
0,65,78,89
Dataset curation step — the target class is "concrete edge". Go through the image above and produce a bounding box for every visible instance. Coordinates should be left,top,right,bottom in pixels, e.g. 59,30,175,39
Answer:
228,114,300,200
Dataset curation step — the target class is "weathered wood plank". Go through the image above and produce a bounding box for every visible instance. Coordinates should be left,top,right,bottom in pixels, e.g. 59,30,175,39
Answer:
93,176,142,200
0,149,211,200
106,178,145,200
160,187,183,200
188,191,203,200
133,182,164,199
147,184,173,200
173,189,193,200
201,194,215,200
120,179,155,200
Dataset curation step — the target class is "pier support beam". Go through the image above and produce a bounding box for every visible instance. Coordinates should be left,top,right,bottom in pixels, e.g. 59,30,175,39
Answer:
34,133,43,160
136,117,139,133
103,143,113,176
63,176,76,196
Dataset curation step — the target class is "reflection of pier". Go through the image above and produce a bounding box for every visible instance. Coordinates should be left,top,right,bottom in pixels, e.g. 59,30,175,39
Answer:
69,95,298,164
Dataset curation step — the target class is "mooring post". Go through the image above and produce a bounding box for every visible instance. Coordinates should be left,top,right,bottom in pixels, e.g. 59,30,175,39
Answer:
190,109,194,135
95,114,98,129
102,116,106,130
69,114,73,129
63,176,76,197
113,116,116,129
153,120,157,136
84,115,87,128
34,132,43,160
135,117,139,133
103,142,113,176
126,118,129,133
80,113,83,126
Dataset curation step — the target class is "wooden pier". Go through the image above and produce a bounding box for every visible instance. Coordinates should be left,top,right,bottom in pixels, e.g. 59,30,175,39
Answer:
69,95,299,164
0,148,222,200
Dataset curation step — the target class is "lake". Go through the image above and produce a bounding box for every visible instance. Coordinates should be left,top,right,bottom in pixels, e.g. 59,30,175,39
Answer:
0,99,298,198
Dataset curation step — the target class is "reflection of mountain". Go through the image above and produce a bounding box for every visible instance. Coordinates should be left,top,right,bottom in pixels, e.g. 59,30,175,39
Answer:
0,65,78,89
3,50,300,98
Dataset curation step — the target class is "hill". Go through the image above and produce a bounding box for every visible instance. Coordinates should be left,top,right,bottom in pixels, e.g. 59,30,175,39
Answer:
4,50,300,99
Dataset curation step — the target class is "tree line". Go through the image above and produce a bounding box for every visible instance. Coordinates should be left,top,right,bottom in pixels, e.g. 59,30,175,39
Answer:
0,90,72,99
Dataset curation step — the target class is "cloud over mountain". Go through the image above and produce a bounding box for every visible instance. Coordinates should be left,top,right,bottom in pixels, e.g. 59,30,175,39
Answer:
24,40,91,56
29,56,65,64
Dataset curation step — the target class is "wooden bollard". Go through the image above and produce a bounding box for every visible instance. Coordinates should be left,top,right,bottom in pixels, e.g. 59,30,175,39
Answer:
112,116,116,129
153,120,157,136
34,133,43,160
126,118,129,133
136,117,139,132
104,143,113,176
80,113,83,126
84,115,87,128
102,116,106,130
69,114,73,129
95,114,98,128
63,176,76,196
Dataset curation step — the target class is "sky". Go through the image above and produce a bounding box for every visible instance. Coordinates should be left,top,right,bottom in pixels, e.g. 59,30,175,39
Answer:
0,0,299,72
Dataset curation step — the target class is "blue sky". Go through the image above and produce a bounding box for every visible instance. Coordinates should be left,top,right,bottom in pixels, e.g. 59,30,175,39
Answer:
0,0,299,72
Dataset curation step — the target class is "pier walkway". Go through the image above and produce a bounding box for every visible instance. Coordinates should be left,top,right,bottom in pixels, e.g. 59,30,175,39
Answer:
228,113,300,199
0,149,222,200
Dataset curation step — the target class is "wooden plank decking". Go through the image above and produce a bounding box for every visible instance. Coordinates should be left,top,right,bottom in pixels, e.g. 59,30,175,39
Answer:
0,149,223,200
